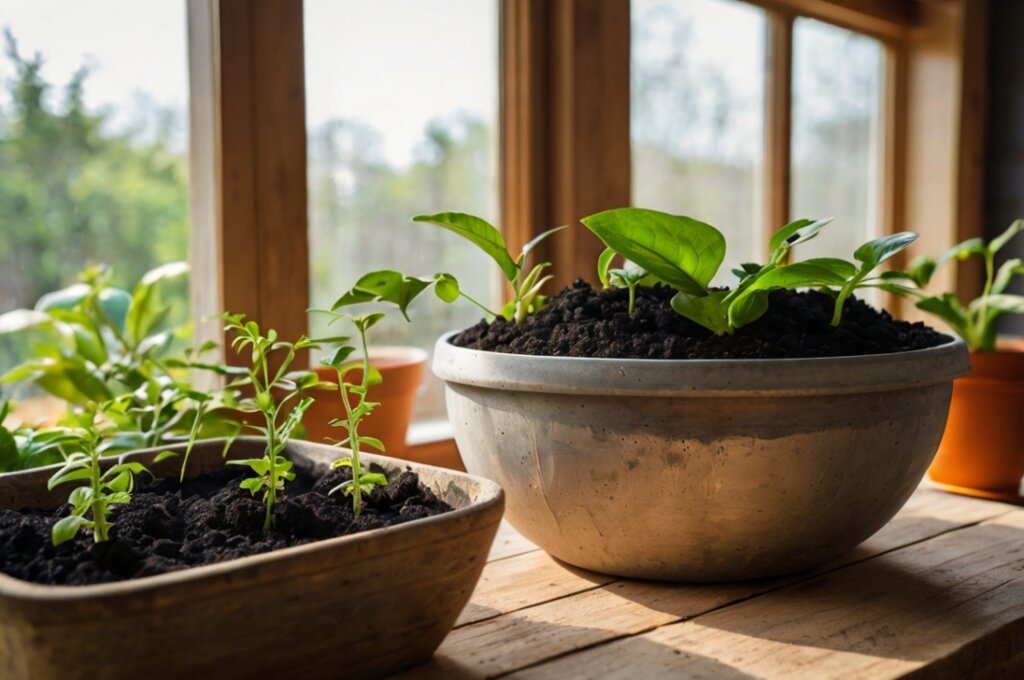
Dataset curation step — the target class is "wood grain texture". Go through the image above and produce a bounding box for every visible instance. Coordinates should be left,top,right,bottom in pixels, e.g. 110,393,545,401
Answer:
391,486,1014,679
501,0,630,291
744,0,913,41
516,510,1024,679
764,8,793,247
187,0,309,364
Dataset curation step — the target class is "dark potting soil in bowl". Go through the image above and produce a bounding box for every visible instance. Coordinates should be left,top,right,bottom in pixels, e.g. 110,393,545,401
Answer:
453,281,950,359
0,465,451,586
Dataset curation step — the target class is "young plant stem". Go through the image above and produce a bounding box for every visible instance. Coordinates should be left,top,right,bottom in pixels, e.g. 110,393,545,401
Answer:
262,408,278,537
627,282,637,318
339,323,372,517
88,448,110,543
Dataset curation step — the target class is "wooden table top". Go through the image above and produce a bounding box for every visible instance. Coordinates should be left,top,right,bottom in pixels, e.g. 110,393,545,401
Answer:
393,483,1024,679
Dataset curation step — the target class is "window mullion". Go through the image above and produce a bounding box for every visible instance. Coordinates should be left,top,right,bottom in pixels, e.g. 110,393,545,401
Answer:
764,8,794,248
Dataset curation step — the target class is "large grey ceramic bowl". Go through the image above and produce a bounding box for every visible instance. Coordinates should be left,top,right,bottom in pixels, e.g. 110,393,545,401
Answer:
435,333,970,582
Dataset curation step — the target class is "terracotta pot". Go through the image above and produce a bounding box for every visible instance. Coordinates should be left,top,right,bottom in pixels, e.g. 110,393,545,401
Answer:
0,437,504,679
303,346,428,457
928,339,1024,494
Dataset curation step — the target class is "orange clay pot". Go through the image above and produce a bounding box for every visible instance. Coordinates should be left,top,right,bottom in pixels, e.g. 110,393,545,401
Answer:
303,346,427,458
929,339,1024,494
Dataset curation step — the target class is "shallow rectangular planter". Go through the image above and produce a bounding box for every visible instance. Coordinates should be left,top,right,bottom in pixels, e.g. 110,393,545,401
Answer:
0,438,504,679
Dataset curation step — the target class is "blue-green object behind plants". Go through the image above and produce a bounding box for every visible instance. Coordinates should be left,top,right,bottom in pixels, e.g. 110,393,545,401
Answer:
0,262,239,472
881,219,1024,351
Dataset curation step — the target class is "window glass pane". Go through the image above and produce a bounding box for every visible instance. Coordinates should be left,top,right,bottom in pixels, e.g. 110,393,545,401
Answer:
631,0,766,274
305,0,499,421
791,18,883,261
0,1,190,382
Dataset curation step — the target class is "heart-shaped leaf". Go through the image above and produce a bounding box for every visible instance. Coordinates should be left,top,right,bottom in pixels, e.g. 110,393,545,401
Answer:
581,208,725,295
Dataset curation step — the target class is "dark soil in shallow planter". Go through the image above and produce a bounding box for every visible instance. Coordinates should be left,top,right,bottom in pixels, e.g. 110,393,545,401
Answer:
0,464,451,586
453,281,949,358
0,439,503,679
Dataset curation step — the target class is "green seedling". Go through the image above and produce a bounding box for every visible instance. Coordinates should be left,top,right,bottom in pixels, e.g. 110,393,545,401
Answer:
596,247,656,318
217,314,332,536
412,212,566,323
581,208,917,334
880,219,1024,350
47,403,150,546
316,312,389,517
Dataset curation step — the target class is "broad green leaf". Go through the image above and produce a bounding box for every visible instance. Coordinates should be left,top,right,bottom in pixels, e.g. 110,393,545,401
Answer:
597,247,616,289
358,435,385,452
97,287,132,334
434,273,460,303
240,477,265,495
0,309,53,335
322,346,356,368
140,261,189,286
968,294,1024,316
768,217,833,253
0,426,19,472
154,450,179,463
989,219,1024,254
916,294,970,340
358,472,388,488
853,232,918,268
908,255,937,288
413,212,519,282
354,312,386,332
331,271,432,320
728,289,771,329
737,258,856,293
670,291,731,335
936,237,986,270
35,283,90,313
48,467,93,490
68,485,94,510
52,515,89,546
993,258,1024,294
581,208,726,295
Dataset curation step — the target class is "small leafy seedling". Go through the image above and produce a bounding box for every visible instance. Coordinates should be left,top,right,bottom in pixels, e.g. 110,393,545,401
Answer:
412,212,566,323
317,312,389,517
47,404,150,546
581,208,917,333
596,248,656,319
881,219,1024,350
217,314,331,536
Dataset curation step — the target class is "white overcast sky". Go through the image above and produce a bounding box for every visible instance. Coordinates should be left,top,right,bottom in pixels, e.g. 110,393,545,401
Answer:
1,0,498,168
1,0,873,168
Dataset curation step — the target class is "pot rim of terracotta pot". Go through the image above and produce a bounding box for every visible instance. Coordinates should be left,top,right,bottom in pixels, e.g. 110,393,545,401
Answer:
433,332,970,398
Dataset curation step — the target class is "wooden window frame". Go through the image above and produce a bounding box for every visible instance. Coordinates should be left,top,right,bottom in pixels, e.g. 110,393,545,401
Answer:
187,0,989,348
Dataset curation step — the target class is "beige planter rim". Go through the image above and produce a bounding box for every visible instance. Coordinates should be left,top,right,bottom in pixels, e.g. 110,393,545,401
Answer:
434,332,969,397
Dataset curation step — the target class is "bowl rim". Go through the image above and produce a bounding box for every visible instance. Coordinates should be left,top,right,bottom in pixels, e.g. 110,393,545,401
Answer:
433,332,971,397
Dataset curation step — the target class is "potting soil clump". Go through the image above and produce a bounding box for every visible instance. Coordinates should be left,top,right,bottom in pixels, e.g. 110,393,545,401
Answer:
454,280,950,359
0,465,451,585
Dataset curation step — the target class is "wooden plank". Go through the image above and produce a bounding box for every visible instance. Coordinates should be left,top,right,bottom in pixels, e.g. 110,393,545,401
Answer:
518,508,1024,679
764,8,794,246
953,0,989,301
187,0,309,364
500,0,630,291
456,550,612,628
487,521,539,562
743,0,913,42
394,489,1011,678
